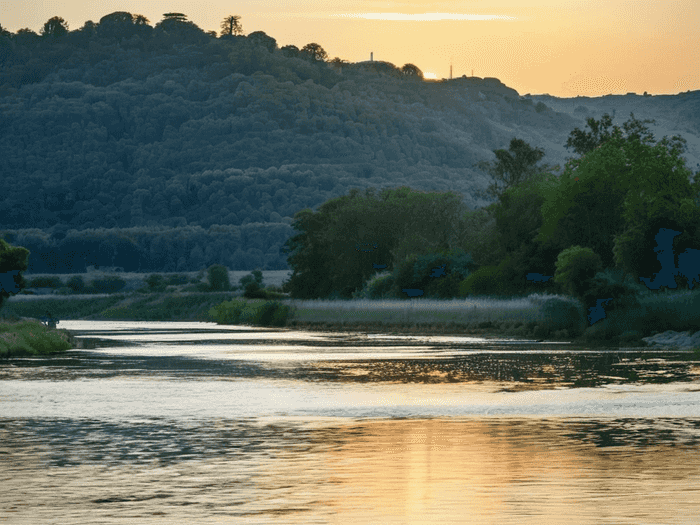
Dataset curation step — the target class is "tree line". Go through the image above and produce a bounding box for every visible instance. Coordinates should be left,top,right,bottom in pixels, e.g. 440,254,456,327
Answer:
283,113,700,313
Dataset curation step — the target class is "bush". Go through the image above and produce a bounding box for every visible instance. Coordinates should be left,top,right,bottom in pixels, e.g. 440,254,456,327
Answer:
356,272,395,299
458,266,507,297
88,276,126,294
209,299,290,327
166,274,189,285
536,295,587,336
145,274,167,292
239,270,264,289
66,275,85,293
27,276,63,288
244,282,269,299
553,246,603,299
207,264,231,291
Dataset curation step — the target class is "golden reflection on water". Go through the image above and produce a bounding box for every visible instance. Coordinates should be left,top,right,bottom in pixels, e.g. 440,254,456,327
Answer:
3,418,699,524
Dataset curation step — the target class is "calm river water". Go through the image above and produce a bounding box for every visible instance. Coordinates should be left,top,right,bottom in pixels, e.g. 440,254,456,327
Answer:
2,321,700,524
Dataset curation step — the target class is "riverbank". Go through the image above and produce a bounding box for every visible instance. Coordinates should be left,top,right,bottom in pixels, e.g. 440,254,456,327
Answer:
0,319,74,357
5,291,700,351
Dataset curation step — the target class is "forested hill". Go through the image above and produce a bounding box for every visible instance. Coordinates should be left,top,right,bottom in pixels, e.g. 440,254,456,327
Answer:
1,13,699,273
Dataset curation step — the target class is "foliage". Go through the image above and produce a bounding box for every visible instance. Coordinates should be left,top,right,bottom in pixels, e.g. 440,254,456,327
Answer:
474,138,554,201
283,187,470,298
300,43,327,62
355,272,395,299
538,113,695,271
41,16,69,38
0,238,29,311
535,295,587,335
458,265,507,297
27,275,63,288
400,63,423,79
145,274,167,292
553,246,603,299
207,264,230,291
88,276,127,293
209,298,290,326
0,320,72,357
220,15,243,37
578,271,642,315
66,275,85,293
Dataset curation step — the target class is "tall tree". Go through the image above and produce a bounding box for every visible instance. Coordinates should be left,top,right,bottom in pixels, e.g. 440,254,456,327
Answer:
0,238,30,312
538,114,695,274
475,138,553,201
220,15,243,36
565,112,656,158
40,16,69,38
400,63,423,79
300,43,327,62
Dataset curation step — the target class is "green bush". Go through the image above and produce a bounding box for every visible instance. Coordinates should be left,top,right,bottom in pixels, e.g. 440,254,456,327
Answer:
27,276,63,288
145,274,167,292
536,295,587,336
209,299,290,327
239,270,264,289
458,266,507,297
66,275,85,293
88,276,126,294
356,272,395,299
0,320,72,356
553,246,603,299
207,264,231,291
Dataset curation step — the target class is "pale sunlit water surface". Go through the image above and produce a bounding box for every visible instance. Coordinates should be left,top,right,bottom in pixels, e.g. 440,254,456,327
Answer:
2,321,700,523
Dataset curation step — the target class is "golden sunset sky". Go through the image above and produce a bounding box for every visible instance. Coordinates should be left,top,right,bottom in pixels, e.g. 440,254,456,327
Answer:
2,0,698,97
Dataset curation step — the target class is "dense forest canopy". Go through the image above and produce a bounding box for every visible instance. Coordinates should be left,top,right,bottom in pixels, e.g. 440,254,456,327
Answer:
1,12,699,274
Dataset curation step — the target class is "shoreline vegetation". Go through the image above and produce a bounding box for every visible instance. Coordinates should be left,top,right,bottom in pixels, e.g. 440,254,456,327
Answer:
0,319,74,357
5,286,700,354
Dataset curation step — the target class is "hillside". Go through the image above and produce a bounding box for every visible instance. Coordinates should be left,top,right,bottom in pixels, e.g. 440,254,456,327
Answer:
1,16,699,273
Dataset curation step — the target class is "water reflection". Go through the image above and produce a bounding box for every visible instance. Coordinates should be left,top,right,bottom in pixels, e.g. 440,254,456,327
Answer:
2,321,700,523
2,417,700,524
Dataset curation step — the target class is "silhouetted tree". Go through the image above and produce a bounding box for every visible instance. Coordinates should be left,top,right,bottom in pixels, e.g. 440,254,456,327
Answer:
0,238,29,311
281,44,299,57
134,14,150,26
300,43,327,62
40,16,69,38
475,138,549,201
220,15,243,36
401,63,423,79
248,31,276,52
163,13,187,22
565,112,656,158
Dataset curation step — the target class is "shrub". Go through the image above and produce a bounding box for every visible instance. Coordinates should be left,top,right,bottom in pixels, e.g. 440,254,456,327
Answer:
243,282,268,299
209,298,247,324
356,272,395,299
239,270,264,289
27,276,63,288
145,274,167,292
166,274,189,285
537,295,587,335
207,264,231,291
553,246,603,299
88,276,126,294
209,299,290,327
66,275,85,293
254,301,290,327
458,266,507,297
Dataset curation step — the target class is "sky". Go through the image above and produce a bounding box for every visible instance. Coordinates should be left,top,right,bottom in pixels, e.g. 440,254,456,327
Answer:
2,0,698,97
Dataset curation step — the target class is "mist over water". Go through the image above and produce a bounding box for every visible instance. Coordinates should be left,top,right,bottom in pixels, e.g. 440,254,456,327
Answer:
2,321,700,523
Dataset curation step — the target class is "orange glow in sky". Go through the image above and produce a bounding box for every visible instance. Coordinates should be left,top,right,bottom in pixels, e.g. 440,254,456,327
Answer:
2,0,698,97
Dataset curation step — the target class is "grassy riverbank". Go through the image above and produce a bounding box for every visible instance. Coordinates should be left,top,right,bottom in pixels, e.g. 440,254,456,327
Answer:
0,320,73,357
5,287,700,349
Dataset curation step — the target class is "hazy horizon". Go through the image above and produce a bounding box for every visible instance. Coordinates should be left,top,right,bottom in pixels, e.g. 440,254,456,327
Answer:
2,0,698,98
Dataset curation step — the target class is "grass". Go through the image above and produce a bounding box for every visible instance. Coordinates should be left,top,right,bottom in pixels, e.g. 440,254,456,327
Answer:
0,320,73,357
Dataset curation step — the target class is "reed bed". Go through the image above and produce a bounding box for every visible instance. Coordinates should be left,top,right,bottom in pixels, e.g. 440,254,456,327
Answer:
284,295,551,327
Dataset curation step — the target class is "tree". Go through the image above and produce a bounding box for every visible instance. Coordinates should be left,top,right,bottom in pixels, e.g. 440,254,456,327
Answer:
553,245,603,299
400,63,423,79
300,43,327,62
40,16,69,38
0,238,30,311
538,114,695,272
247,31,276,52
474,138,552,201
220,15,243,36
207,264,230,291
163,13,187,22
281,44,299,58
565,112,656,158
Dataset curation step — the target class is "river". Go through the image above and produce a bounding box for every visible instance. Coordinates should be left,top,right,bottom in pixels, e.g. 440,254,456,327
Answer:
2,321,700,524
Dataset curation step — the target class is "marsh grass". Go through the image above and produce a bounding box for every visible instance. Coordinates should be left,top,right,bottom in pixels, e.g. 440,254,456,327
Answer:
0,320,72,357
283,293,579,334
